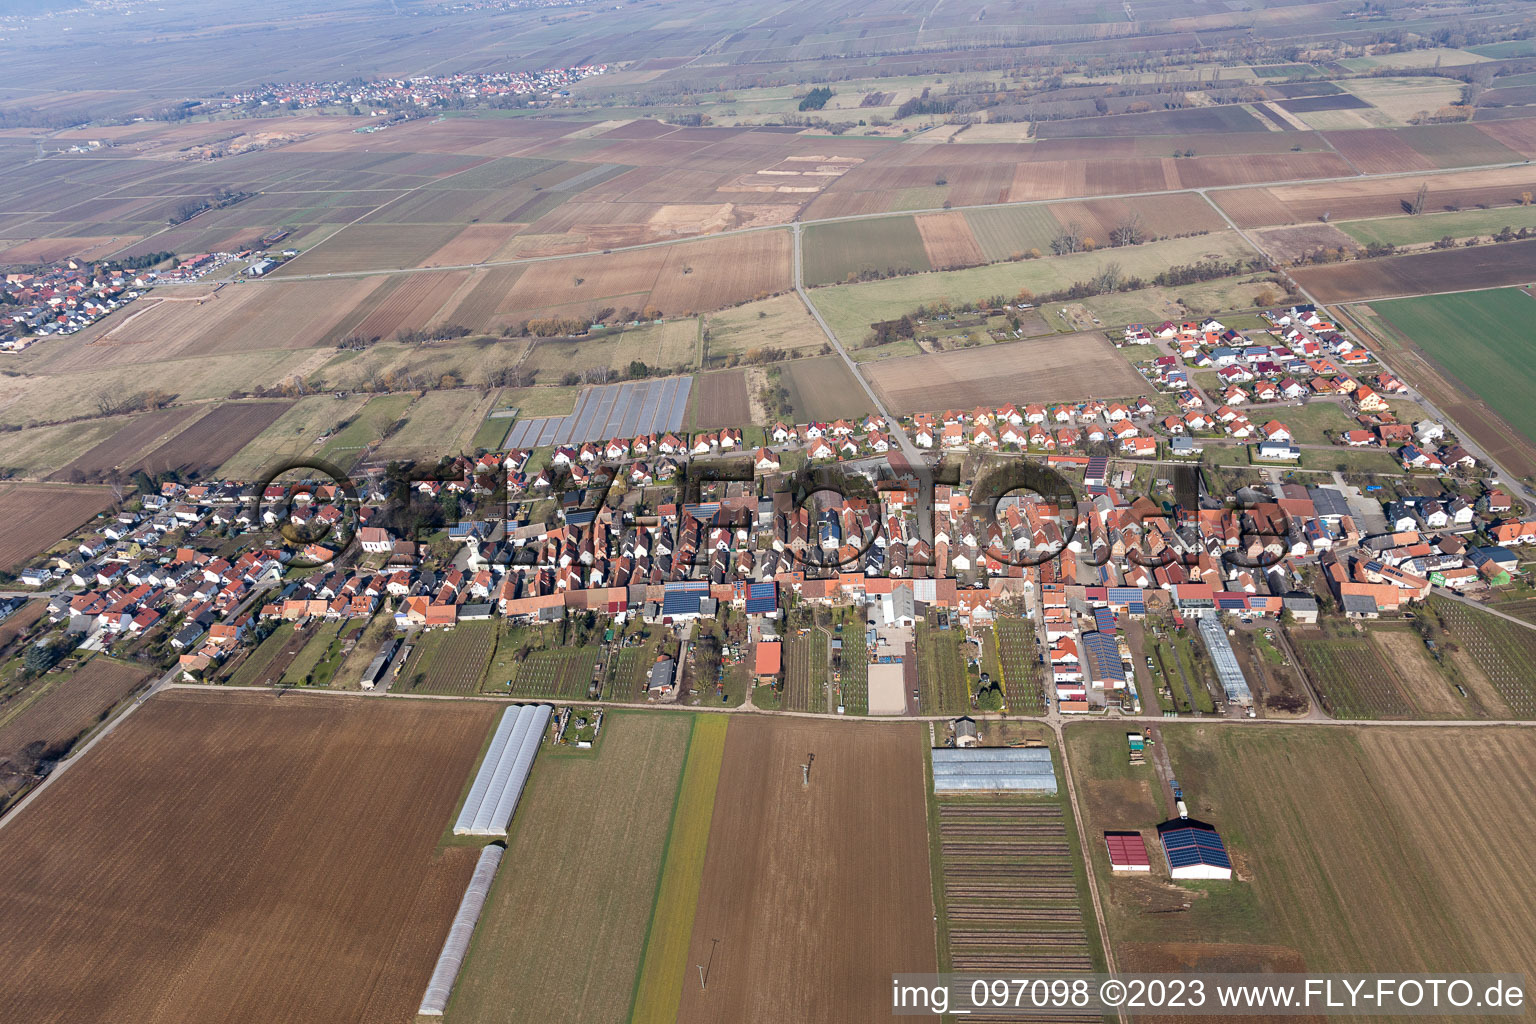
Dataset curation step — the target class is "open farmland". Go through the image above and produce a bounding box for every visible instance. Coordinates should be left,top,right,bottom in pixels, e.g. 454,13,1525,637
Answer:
963,204,1064,262
0,657,151,810
995,616,1046,714
0,419,126,480
934,767,1101,978
1429,596,1536,717
810,231,1258,340
396,621,497,695
136,400,294,478
92,277,391,356
50,404,205,481
703,293,828,364
802,216,932,285
914,212,985,269
0,484,114,570
676,717,936,1024
449,712,691,1024
314,393,417,468
507,648,602,700
1293,238,1536,302
1288,627,1421,719
216,394,370,479
690,369,752,429
1337,205,1536,248
1141,724,1536,979
865,331,1145,412
1215,165,1536,227
1367,288,1536,449
522,318,698,382
777,355,876,421
0,690,495,1024
372,389,499,461
781,627,827,713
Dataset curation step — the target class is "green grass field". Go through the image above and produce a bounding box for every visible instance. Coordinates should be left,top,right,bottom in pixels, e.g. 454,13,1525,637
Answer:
802,216,932,286
1370,288,1536,445
448,712,691,1024
963,205,1064,262
1338,206,1536,248
630,714,728,1024
313,392,416,467
808,231,1258,340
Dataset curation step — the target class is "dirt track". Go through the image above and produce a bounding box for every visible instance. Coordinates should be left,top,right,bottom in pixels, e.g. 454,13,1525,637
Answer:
0,690,494,1024
676,717,935,1024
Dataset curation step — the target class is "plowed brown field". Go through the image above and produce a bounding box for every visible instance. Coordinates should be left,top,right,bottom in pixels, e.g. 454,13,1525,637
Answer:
0,690,495,1024
137,400,295,477
692,369,751,428
0,483,114,568
676,718,935,1024
915,212,985,268
865,332,1145,412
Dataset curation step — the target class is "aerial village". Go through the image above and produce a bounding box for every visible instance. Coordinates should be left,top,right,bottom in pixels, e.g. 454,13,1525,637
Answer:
7,302,1529,718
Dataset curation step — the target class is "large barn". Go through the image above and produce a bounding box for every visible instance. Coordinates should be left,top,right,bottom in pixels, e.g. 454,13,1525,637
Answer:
1157,817,1233,880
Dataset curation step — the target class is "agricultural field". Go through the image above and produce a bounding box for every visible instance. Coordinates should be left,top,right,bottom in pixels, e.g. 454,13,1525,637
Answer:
676,717,935,1024
836,618,869,714
994,616,1047,714
0,483,115,571
1367,288,1536,448
810,231,1258,341
776,355,877,421
690,369,752,429
215,394,371,479
933,732,1102,978
602,632,668,702
781,627,828,713
1215,164,1536,226
913,211,986,269
1135,723,1536,979
1293,238,1536,302
0,690,495,1024
522,319,699,382
0,418,127,480
1288,627,1413,719
372,388,500,461
49,405,205,482
0,656,151,812
449,711,691,1024
1337,205,1536,248
1429,597,1536,717
703,293,828,365
395,621,497,695
802,216,932,285
864,330,1145,413
506,647,603,700
135,400,294,478
276,619,365,689
913,615,972,716
963,204,1064,262
313,393,417,467
630,715,728,1024
222,623,305,688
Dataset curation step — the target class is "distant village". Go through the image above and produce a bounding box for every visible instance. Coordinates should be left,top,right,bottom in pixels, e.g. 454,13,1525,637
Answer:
216,65,608,113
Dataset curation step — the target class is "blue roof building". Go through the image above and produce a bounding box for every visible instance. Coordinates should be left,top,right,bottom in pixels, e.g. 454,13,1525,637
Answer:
1157,818,1233,879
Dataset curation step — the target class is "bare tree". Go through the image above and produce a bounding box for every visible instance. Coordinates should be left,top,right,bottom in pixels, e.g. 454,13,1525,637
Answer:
1109,213,1145,247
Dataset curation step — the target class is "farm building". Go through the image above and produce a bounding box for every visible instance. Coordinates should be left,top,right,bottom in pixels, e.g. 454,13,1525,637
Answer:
1157,818,1233,880
453,703,552,837
754,640,782,680
1104,831,1151,872
1196,616,1253,706
931,746,1057,795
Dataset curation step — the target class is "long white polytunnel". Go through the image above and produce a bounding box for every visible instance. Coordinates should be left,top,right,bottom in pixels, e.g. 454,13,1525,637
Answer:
453,703,552,836
417,843,504,1016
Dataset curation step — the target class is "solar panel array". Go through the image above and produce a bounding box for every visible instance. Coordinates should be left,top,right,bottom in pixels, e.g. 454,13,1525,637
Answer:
1159,823,1232,870
502,376,693,449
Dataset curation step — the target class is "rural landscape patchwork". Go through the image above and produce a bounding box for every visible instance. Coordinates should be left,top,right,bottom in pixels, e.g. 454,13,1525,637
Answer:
4,0,1536,1020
